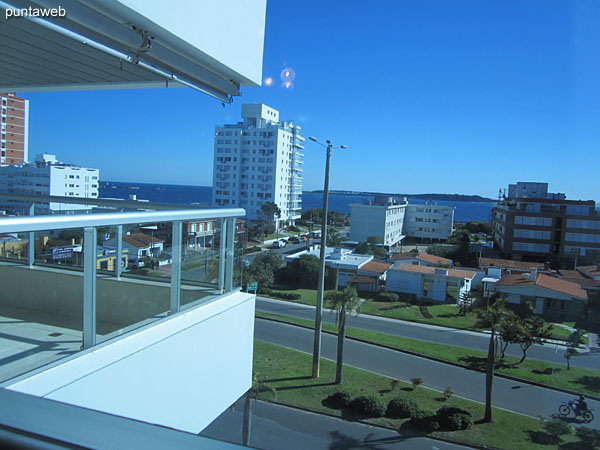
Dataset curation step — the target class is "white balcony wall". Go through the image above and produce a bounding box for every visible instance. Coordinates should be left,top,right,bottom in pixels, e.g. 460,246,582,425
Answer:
6,291,255,434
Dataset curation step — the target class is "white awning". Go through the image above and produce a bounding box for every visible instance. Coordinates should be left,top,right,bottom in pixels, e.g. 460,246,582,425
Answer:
0,0,267,102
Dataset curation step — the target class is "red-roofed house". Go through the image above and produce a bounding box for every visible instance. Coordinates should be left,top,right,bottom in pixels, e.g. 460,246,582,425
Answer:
495,271,588,321
347,260,393,292
389,252,452,267
105,233,164,269
386,264,476,303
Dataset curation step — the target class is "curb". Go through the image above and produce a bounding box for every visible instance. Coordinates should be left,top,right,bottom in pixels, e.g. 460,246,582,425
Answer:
256,315,600,402
256,398,493,450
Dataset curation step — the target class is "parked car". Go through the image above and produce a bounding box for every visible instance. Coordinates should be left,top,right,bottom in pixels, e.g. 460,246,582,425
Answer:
272,239,287,248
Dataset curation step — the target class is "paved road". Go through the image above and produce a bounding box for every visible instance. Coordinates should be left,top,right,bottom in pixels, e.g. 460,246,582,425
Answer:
255,318,599,428
202,397,468,450
256,297,600,371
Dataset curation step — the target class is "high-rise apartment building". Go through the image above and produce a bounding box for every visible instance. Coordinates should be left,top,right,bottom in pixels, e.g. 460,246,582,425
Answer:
0,153,99,214
1,93,29,165
212,104,304,226
492,182,600,264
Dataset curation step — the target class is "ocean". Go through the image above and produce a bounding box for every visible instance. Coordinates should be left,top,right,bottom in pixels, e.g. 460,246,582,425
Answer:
100,181,495,222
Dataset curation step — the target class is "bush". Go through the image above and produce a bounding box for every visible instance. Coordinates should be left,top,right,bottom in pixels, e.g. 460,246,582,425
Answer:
575,427,600,448
377,292,399,302
386,398,420,419
323,391,353,409
435,406,473,431
542,418,572,439
408,410,440,432
349,395,387,418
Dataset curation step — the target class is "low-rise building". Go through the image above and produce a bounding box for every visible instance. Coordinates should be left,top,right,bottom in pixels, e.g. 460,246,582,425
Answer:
495,272,588,321
284,246,373,288
386,264,476,303
347,260,392,292
389,252,452,267
478,257,547,275
105,233,164,269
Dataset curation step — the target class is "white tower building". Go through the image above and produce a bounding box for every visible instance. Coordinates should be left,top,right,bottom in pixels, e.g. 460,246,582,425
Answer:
212,104,304,226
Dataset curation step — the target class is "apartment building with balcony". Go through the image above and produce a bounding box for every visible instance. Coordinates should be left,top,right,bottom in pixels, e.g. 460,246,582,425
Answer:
403,202,455,240
1,93,29,166
212,104,304,226
0,154,99,214
350,197,455,247
349,196,407,247
492,182,600,265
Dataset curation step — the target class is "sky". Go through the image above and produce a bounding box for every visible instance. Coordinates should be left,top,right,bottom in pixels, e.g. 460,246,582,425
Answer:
17,0,600,200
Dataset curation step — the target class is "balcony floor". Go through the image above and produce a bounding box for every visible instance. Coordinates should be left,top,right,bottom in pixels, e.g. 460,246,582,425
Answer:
0,309,82,384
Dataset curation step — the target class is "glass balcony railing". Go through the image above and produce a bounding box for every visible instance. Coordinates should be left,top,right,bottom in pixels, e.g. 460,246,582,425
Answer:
0,194,245,383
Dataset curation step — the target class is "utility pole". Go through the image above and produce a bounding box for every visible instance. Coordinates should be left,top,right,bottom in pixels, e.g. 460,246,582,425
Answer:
309,136,347,378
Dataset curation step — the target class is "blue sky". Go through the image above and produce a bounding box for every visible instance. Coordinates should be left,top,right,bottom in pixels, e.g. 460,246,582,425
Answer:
19,0,599,200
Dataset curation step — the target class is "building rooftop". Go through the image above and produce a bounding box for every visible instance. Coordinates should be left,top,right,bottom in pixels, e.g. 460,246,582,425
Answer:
577,265,600,279
123,233,165,248
478,257,545,271
391,264,475,279
496,273,588,300
359,261,392,274
390,252,452,266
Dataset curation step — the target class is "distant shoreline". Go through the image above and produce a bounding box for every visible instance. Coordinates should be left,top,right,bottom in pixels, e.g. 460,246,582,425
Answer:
305,190,496,203
102,181,495,203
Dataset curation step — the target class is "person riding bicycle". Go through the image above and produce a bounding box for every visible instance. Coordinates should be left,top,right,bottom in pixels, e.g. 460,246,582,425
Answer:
573,395,588,415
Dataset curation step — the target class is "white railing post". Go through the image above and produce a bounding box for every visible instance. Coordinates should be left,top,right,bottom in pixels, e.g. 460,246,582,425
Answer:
170,220,182,314
83,227,97,349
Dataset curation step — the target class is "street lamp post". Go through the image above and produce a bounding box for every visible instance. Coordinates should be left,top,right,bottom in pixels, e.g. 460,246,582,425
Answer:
309,136,347,378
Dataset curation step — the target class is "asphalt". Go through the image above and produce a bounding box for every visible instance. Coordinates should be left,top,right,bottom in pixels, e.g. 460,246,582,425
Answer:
256,297,600,371
254,318,599,429
202,397,469,450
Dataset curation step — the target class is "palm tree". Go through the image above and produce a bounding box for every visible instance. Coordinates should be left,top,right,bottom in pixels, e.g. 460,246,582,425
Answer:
476,300,509,423
326,287,360,384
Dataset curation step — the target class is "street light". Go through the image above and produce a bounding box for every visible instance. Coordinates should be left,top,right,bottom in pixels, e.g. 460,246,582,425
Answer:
308,136,348,378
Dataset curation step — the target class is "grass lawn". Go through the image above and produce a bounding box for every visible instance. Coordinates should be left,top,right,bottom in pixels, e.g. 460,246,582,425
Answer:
256,312,600,397
253,340,581,450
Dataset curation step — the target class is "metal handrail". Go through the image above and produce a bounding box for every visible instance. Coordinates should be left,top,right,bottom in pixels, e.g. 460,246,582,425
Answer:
0,208,245,233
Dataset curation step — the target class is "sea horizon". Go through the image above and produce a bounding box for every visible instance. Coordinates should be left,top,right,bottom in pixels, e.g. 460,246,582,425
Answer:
100,180,497,223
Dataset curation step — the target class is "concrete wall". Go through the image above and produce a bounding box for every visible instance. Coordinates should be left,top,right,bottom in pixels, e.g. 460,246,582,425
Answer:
386,270,422,298
0,264,211,333
7,291,255,434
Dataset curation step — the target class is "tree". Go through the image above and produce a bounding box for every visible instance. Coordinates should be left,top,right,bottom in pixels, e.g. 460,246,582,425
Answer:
245,251,284,289
327,231,343,247
326,287,360,384
477,301,510,423
281,254,320,288
457,292,473,316
256,202,281,240
497,314,552,364
565,329,585,370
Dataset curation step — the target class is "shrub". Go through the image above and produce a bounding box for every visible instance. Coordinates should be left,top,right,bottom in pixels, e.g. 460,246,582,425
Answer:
323,391,353,409
377,292,399,303
443,386,454,400
575,427,600,448
408,410,440,432
542,418,572,439
349,395,387,418
386,398,420,419
435,406,473,431
411,377,424,390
